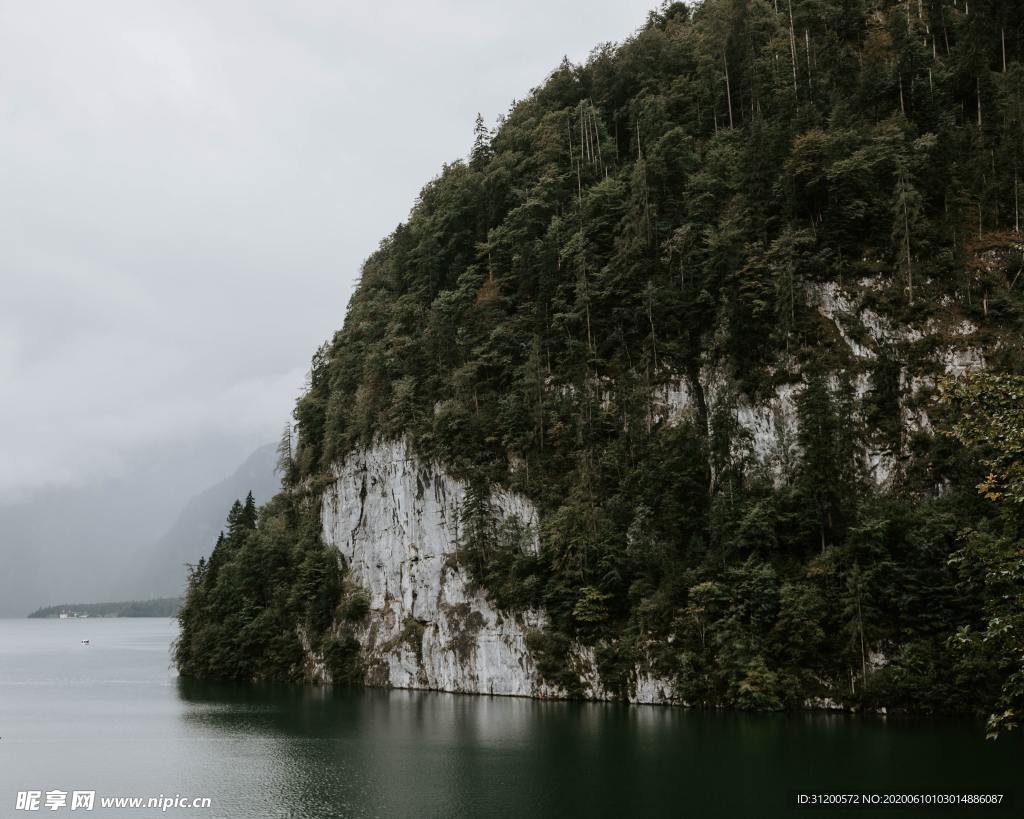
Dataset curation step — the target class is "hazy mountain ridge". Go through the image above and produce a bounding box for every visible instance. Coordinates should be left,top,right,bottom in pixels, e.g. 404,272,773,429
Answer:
120,443,280,599
0,437,275,616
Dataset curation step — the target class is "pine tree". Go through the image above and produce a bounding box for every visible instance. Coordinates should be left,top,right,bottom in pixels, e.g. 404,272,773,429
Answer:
459,478,495,579
471,113,491,167
241,491,258,530
225,497,256,547
225,501,245,545
796,371,844,553
275,422,293,480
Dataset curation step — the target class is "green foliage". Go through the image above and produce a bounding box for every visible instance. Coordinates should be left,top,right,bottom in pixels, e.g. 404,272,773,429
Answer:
943,374,1024,505
174,490,349,683
941,374,1024,736
736,658,785,711
342,590,371,623
573,586,612,625
458,485,543,611
322,632,363,685
525,627,584,697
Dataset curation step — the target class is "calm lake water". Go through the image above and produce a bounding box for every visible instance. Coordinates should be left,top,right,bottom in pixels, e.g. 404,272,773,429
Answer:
0,618,1021,818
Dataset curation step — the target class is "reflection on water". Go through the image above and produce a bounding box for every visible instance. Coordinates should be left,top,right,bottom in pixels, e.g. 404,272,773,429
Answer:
175,678,1022,819
1,619,1021,818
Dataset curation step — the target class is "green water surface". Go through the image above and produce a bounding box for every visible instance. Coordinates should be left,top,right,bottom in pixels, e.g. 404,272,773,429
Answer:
0,618,1020,818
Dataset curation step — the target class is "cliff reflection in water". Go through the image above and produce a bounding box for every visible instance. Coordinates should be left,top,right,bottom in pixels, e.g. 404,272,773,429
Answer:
176,678,1020,818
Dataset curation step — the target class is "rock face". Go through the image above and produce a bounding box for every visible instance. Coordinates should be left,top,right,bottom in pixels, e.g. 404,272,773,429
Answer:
320,440,546,696
319,440,680,702
647,280,989,492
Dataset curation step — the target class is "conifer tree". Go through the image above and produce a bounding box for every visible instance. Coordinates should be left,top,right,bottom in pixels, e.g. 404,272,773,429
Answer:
241,491,258,530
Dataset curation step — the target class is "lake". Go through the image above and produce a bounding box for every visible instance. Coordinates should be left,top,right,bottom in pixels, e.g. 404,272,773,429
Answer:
0,618,1020,818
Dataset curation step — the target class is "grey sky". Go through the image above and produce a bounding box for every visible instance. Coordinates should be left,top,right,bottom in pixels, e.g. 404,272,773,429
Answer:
1,0,653,504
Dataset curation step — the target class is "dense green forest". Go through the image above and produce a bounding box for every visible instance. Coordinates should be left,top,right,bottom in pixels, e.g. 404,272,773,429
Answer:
177,0,1024,735
29,598,182,618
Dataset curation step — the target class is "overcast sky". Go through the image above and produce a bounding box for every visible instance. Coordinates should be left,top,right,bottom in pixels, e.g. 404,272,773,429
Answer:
0,0,654,505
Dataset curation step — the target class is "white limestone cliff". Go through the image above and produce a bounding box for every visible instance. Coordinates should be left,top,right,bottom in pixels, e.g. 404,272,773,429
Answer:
645,281,986,491
319,440,680,703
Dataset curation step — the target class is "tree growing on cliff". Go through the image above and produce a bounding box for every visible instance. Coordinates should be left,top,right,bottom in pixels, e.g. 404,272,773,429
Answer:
943,374,1024,737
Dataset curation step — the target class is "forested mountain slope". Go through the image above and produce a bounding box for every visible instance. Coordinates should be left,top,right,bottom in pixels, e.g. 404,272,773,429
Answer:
176,1,1024,732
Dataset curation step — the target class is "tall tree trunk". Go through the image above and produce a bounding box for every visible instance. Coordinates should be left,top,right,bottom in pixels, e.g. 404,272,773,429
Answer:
647,294,658,372
1015,169,1020,234
724,52,734,128
788,0,799,96
591,100,604,176
856,579,868,689
977,76,983,128
805,29,812,96
903,176,914,303
580,102,588,164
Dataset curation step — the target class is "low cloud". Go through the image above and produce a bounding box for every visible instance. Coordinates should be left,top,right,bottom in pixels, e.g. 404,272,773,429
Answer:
0,0,650,503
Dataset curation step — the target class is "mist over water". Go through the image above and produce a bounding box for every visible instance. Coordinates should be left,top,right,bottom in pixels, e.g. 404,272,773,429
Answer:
1,619,1019,818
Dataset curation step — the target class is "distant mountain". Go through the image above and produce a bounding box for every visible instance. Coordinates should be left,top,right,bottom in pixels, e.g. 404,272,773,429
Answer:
0,434,272,617
121,443,280,599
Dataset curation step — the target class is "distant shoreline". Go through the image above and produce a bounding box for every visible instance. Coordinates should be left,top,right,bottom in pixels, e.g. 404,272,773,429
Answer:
28,598,182,619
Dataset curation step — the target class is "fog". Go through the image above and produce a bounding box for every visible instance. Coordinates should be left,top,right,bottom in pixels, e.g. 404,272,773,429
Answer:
0,0,654,615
